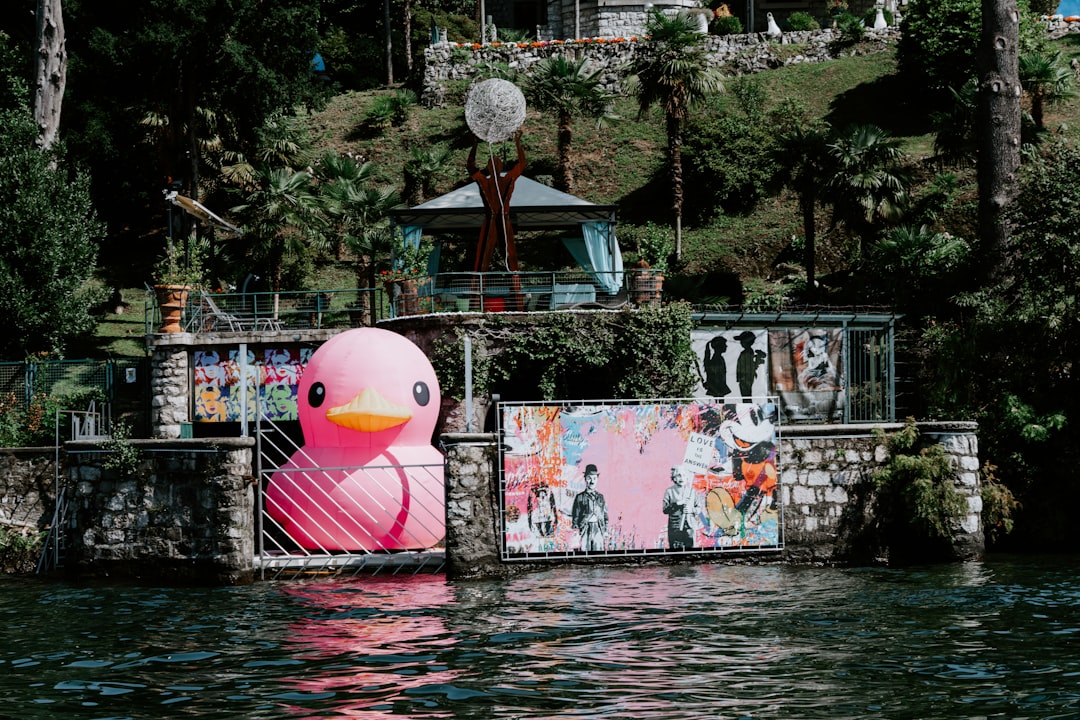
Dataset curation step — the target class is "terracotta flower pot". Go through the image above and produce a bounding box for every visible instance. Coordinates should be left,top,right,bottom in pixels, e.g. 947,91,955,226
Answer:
154,284,189,333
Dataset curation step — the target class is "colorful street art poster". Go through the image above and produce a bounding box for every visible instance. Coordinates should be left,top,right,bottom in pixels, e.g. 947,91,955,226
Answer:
768,328,844,422
691,329,769,400
500,401,782,559
193,347,312,422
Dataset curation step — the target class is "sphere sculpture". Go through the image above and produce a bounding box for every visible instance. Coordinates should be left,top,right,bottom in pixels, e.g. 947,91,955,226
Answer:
465,78,527,143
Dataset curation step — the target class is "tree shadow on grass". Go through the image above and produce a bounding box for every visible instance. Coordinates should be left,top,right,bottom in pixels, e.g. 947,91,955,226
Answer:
617,169,671,226
825,72,937,138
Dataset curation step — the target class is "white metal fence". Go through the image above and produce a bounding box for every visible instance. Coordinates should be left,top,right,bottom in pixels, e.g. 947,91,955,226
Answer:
254,416,446,580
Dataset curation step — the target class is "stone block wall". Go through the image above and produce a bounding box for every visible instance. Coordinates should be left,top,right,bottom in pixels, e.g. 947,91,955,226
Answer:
780,422,982,564
64,438,256,585
421,27,899,106
443,421,982,578
0,448,58,532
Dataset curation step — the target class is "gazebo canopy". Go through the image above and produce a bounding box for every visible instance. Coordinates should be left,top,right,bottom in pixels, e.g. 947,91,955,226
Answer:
389,175,625,295
389,176,618,232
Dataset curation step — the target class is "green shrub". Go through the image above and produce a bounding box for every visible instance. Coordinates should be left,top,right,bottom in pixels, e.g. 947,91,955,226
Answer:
619,222,674,272
710,15,743,35
0,526,45,574
873,419,968,545
786,11,820,30
834,12,865,44
0,392,59,447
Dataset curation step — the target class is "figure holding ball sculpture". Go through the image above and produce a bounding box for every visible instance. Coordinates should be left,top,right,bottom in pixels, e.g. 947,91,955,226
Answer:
463,78,528,274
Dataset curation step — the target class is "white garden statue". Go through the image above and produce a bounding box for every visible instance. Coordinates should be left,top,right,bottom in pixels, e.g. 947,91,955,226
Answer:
874,6,888,29
766,11,782,36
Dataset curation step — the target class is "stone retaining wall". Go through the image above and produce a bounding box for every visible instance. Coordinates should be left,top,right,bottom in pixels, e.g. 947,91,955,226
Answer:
64,438,256,585
0,448,57,532
442,421,982,579
2,421,981,583
422,27,900,105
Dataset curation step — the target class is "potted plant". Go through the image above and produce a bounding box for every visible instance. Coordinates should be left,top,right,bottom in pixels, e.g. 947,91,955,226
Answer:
379,235,435,316
153,237,207,333
625,222,671,306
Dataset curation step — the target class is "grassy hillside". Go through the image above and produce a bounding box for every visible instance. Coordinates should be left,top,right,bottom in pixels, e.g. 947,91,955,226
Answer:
82,36,1080,358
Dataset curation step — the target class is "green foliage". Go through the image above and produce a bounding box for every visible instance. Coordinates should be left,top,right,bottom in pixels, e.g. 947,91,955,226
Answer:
873,418,967,542
0,525,45,575
619,222,674,272
824,123,909,250
980,462,1020,544
686,77,784,216
364,90,417,132
930,80,978,167
63,0,325,236
154,234,209,287
430,305,698,401
741,277,791,311
710,15,744,35
897,0,1043,105
0,393,58,447
866,224,969,307
834,13,866,44
0,108,105,358
102,421,143,477
786,12,820,31
1019,50,1076,133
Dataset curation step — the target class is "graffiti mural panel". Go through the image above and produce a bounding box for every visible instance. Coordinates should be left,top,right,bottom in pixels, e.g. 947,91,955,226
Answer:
499,400,782,559
768,328,844,422
192,347,312,422
691,329,769,400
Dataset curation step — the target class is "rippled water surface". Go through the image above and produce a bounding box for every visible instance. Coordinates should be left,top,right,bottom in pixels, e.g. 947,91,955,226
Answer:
3,555,1080,719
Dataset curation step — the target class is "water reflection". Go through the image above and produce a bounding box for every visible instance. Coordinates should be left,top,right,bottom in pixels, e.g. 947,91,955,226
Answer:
280,575,459,718
2,556,1080,718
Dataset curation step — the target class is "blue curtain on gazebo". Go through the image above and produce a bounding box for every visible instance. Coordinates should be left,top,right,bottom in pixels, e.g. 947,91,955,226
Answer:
562,221,624,294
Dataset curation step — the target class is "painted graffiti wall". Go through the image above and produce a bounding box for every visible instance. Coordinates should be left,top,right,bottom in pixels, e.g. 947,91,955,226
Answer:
691,327,845,422
193,347,312,422
499,401,782,559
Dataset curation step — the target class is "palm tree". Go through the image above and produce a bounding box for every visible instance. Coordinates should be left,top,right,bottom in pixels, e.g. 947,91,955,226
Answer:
232,167,328,295
824,124,909,256
930,79,978,168
776,122,831,298
625,10,724,260
1019,50,1075,133
403,145,450,206
523,55,614,193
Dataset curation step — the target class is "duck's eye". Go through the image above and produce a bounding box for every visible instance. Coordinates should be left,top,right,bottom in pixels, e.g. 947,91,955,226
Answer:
308,382,326,408
413,381,430,407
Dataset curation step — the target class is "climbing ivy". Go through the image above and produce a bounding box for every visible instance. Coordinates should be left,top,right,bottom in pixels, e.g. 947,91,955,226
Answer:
872,418,967,547
430,304,698,401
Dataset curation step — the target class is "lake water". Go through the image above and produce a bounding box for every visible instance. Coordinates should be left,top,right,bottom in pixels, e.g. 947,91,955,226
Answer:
2,555,1079,719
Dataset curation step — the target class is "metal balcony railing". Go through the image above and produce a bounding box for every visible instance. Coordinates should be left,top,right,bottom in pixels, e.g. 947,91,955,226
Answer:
144,269,659,336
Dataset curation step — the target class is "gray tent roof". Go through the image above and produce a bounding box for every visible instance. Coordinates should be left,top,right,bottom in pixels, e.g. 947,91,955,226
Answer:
390,176,617,232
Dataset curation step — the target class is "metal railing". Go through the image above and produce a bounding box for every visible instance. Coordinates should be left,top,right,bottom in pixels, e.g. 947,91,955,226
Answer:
254,415,446,579
145,270,654,336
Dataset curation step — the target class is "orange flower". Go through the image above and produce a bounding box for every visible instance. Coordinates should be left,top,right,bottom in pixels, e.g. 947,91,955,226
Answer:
472,43,482,49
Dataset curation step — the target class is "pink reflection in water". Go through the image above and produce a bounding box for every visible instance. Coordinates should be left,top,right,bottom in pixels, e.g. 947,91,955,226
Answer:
277,576,459,718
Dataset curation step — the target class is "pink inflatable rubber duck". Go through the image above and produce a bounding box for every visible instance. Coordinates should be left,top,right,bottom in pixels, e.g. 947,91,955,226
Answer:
265,328,445,551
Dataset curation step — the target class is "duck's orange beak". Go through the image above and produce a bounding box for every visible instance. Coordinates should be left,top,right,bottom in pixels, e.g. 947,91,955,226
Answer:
326,387,411,432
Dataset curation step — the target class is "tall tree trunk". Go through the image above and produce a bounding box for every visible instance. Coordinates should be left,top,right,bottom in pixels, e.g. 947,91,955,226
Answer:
556,113,573,192
33,0,66,151
404,0,413,75
667,114,683,261
801,191,817,299
977,0,1021,284
384,0,394,85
